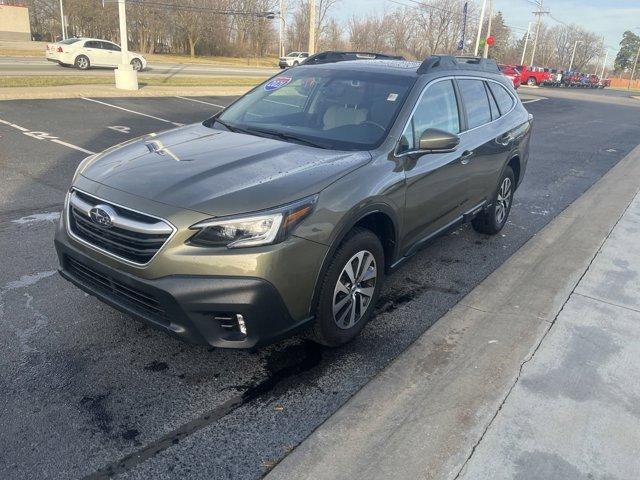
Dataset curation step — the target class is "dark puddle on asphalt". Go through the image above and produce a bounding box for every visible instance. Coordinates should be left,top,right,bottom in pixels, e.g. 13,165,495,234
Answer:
84,340,324,479
85,276,459,479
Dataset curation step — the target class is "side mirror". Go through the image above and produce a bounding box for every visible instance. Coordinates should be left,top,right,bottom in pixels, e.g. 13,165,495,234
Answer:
419,128,460,152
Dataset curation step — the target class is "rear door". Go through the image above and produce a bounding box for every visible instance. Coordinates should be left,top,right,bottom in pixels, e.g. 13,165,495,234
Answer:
456,78,514,206
399,78,471,251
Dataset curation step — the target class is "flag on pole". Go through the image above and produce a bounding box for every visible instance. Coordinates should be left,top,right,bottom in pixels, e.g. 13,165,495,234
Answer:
458,2,468,51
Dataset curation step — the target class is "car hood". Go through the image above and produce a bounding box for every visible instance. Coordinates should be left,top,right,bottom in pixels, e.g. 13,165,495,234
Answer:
79,123,371,217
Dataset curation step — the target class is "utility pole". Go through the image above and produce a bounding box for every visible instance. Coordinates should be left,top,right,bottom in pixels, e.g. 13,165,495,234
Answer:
482,0,493,58
59,0,67,39
600,49,608,79
520,21,532,66
114,0,138,90
308,0,316,55
474,0,487,56
529,0,549,67
278,0,286,58
629,44,640,90
569,40,582,71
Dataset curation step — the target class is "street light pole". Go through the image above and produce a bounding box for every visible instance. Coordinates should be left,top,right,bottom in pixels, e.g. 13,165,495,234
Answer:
569,40,582,72
520,21,532,66
59,0,67,39
114,0,138,90
474,0,487,56
482,0,493,58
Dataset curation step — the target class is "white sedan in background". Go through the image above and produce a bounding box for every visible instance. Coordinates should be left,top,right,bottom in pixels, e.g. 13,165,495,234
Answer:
45,37,147,71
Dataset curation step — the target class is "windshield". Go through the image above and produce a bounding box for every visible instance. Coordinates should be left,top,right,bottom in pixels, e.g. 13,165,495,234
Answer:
209,67,415,151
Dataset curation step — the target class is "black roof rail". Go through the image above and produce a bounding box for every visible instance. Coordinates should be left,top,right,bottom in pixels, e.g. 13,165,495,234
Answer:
303,51,406,66
417,55,500,74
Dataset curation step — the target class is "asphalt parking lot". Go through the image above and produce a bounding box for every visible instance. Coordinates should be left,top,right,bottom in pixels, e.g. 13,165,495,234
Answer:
1,89,640,480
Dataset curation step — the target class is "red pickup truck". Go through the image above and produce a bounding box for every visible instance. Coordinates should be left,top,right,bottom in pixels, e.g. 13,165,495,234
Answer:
517,65,551,86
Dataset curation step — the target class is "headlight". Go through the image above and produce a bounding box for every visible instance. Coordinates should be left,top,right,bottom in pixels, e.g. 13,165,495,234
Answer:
189,195,317,248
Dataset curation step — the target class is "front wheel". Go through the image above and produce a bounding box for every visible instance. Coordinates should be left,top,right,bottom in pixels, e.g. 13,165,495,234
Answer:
311,228,384,347
527,77,537,86
472,166,515,235
131,58,143,71
293,61,299,66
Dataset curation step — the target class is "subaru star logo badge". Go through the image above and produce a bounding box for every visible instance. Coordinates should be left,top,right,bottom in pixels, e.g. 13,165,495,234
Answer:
89,204,116,228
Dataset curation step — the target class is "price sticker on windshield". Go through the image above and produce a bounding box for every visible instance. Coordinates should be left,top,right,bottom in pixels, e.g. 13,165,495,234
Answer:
264,76,292,92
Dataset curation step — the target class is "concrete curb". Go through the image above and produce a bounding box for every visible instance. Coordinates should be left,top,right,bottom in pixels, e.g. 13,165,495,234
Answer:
266,143,640,480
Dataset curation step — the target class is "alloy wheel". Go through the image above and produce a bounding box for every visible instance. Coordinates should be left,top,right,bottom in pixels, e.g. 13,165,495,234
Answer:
333,250,377,330
495,177,512,226
132,59,142,71
77,57,88,69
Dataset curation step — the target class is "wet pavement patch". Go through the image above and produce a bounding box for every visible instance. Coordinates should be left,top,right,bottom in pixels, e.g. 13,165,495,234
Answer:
84,341,323,479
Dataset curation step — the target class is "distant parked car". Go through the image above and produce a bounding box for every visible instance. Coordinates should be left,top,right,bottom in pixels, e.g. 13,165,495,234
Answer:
517,65,551,86
278,51,309,69
499,64,521,89
46,37,147,71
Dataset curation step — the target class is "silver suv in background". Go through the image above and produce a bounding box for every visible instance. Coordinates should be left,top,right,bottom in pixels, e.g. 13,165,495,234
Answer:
279,51,309,68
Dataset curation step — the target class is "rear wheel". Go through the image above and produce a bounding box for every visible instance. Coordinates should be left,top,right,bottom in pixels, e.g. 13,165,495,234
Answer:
472,166,515,235
293,61,299,66
75,55,90,70
527,77,537,86
311,228,384,347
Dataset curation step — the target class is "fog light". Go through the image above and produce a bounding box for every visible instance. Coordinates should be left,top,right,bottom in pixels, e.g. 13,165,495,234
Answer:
236,314,247,335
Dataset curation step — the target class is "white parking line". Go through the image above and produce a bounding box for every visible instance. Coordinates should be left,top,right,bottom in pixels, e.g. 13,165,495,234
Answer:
521,98,545,104
51,139,95,154
81,97,185,126
175,96,227,109
0,118,96,155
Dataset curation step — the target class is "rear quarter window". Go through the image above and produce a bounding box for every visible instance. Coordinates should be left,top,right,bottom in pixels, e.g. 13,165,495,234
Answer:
488,82,515,115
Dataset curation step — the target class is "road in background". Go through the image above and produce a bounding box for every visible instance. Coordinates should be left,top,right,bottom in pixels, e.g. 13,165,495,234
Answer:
0,57,277,77
1,90,639,479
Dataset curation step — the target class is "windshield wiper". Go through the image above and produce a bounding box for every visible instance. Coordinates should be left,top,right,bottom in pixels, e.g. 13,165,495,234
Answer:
213,117,240,133
247,127,328,149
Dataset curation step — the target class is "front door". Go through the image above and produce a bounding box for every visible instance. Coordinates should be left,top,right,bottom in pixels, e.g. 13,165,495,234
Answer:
399,79,471,252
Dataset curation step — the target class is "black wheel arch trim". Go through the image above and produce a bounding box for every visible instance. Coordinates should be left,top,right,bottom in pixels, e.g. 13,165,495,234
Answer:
306,201,401,317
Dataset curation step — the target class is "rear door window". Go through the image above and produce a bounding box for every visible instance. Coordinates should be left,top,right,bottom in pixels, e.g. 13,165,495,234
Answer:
85,41,100,49
488,82,515,115
457,79,492,129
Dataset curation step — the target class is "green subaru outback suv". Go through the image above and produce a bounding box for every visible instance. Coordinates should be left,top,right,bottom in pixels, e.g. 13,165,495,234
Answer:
55,55,532,348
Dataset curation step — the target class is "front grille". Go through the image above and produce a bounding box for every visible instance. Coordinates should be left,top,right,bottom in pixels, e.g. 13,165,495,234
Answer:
68,190,172,264
66,256,168,323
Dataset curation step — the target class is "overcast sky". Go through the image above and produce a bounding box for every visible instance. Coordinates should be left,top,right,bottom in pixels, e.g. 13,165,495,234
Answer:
330,0,640,55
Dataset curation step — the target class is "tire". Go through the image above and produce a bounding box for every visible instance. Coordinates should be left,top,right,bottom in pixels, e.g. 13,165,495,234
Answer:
131,58,143,71
75,55,90,70
472,166,515,235
311,228,384,347
527,77,537,86
293,61,299,66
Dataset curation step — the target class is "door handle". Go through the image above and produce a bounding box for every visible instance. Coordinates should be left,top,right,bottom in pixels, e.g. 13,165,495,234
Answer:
459,150,474,165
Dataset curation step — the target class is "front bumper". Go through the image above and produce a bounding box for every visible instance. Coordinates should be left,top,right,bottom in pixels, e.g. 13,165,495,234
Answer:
55,238,313,348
